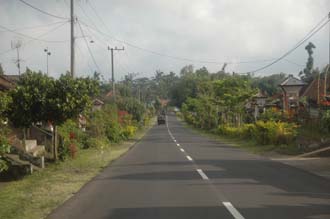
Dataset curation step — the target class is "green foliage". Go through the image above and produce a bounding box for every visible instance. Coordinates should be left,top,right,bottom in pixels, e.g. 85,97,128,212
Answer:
0,92,11,172
116,97,145,122
58,119,87,159
252,121,297,145
121,125,137,139
258,108,283,122
299,42,318,83
7,72,99,129
0,133,10,172
252,73,286,96
216,121,297,146
181,75,256,129
7,72,54,128
85,137,109,150
46,75,99,126
320,110,330,133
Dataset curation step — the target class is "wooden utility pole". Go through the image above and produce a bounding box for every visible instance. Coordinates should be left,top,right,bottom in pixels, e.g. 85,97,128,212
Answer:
107,46,125,99
11,40,22,75
70,0,75,77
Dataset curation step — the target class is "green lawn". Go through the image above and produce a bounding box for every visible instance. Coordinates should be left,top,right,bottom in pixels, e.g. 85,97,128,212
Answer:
0,120,154,219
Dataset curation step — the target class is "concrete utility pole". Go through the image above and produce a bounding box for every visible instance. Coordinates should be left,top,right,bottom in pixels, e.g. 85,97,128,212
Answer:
107,46,125,99
11,40,22,75
70,0,75,77
324,12,330,97
44,48,51,75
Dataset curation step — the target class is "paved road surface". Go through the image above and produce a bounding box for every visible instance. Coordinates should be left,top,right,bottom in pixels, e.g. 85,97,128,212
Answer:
48,115,330,219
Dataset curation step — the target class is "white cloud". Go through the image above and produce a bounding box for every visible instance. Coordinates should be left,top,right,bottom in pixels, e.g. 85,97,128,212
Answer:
0,0,329,78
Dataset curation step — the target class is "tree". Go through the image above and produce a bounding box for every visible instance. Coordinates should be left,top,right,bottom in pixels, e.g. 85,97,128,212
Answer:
45,75,99,126
7,71,54,129
7,72,99,159
252,73,287,96
299,42,317,83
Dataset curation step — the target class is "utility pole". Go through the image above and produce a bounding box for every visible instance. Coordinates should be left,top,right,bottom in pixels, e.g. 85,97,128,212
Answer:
107,46,125,99
327,11,330,96
11,40,22,75
44,48,51,75
70,0,75,77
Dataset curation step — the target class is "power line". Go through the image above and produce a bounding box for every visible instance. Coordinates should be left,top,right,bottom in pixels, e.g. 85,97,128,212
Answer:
0,22,69,56
0,23,69,43
0,21,66,33
80,21,277,65
18,0,69,20
247,18,330,74
75,3,275,65
77,19,102,73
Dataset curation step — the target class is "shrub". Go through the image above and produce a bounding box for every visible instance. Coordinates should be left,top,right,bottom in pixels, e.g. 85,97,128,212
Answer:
85,137,110,150
320,110,330,133
58,119,87,159
258,108,283,122
0,133,11,172
252,121,297,145
216,121,297,146
122,125,137,139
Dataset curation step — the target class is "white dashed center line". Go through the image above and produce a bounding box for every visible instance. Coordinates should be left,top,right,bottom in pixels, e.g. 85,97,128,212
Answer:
176,143,180,147
186,155,193,161
222,202,245,219
196,169,209,180
174,139,177,142
180,148,185,152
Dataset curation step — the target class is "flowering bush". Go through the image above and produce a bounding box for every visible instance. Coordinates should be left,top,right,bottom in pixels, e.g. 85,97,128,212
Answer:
217,121,297,145
252,121,297,145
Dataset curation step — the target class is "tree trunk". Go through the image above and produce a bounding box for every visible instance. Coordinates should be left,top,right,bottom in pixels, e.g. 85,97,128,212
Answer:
22,128,26,148
53,125,58,160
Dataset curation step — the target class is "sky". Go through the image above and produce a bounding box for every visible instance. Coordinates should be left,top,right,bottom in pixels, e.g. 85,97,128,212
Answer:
0,0,329,80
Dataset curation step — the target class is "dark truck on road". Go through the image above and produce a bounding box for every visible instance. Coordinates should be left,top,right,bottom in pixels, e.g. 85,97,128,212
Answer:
157,114,166,125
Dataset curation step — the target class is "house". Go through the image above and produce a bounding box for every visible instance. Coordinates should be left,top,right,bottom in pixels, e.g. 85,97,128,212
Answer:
0,75,16,91
301,77,330,107
251,90,268,119
92,98,104,111
279,75,306,113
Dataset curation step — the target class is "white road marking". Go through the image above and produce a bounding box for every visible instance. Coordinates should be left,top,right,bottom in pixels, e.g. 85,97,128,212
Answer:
186,155,193,161
177,143,180,147
222,202,245,219
174,139,177,142
180,148,185,152
196,169,209,180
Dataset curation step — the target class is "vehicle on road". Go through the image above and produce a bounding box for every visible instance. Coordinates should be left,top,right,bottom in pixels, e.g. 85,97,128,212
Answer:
157,114,166,125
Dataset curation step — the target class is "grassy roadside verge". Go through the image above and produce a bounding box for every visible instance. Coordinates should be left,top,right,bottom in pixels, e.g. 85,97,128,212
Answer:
0,118,155,219
178,117,301,156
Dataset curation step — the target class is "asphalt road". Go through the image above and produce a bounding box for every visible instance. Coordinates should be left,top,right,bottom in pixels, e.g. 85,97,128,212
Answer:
48,115,330,219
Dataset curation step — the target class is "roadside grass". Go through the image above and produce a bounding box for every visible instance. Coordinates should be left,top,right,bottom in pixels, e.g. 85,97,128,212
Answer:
0,119,155,219
181,120,301,156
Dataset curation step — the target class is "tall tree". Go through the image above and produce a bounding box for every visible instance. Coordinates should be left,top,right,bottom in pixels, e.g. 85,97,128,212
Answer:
299,42,317,83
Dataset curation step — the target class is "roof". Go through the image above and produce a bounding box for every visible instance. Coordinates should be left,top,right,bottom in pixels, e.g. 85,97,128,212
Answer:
253,90,267,98
280,75,306,86
302,77,329,102
93,98,104,106
0,75,16,90
2,75,20,83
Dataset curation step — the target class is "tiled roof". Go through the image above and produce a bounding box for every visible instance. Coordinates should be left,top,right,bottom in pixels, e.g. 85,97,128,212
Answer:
280,75,306,86
302,77,329,101
0,75,16,90
2,75,20,83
